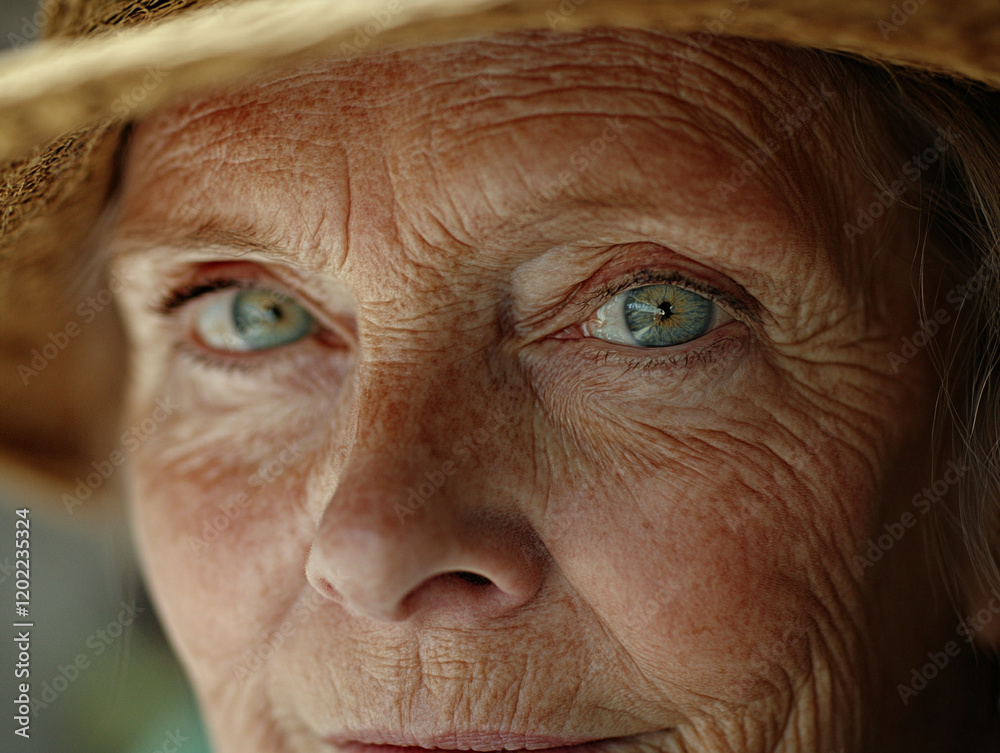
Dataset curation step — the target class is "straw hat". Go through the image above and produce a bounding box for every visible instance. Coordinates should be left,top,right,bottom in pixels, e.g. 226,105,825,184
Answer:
1,0,998,507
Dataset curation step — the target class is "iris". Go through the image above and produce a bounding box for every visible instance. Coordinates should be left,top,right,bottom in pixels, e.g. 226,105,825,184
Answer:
622,285,714,347
590,283,718,348
197,286,315,352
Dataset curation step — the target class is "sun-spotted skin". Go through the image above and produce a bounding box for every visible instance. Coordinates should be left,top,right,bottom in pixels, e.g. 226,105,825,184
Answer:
107,28,994,753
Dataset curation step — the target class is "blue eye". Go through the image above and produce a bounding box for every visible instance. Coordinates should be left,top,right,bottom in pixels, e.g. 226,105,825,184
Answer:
589,283,731,348
196,286,315,352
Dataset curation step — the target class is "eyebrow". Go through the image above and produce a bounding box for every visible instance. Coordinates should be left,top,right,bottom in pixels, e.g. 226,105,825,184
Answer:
111,217,313,273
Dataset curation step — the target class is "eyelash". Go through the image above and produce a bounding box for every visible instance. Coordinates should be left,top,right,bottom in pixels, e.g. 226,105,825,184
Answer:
589,332,741,376
159,267,750,374
159,276,309,373
582,268,746,318
159,276,245,315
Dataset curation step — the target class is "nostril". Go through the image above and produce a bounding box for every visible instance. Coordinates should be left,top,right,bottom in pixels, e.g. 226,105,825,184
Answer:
453,571,492,586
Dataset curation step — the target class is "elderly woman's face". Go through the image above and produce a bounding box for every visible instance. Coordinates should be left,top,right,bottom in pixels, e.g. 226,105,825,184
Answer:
109,28,965,753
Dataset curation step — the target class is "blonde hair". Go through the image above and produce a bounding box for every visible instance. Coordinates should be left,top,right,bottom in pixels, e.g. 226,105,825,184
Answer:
826,50,1000,613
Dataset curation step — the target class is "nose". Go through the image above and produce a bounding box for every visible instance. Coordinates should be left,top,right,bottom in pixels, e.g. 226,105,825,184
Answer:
305,374,546,624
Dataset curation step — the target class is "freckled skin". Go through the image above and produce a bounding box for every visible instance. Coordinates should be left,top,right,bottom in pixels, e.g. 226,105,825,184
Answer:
109,28,992,753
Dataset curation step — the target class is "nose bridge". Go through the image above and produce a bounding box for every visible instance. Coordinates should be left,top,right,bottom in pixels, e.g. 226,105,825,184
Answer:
335,347,522,528
346,350,479,465
332,359,460,532
305,344,545,624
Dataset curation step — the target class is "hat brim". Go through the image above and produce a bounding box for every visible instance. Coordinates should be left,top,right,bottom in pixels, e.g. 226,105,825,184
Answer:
0,0,999,163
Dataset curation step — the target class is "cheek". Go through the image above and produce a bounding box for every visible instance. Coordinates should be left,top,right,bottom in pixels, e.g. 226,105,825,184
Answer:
546,478,813,707
128,412,317,679
542,406,876,708
121,332,349,675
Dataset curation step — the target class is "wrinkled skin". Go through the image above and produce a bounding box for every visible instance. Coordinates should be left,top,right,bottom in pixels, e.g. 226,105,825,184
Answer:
108,28,999,753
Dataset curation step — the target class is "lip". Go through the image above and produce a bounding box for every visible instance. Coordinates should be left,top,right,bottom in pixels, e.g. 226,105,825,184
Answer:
325,732,636,752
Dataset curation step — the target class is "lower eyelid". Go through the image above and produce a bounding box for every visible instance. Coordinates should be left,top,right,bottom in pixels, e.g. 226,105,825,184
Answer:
173,339,265,374
565,319,747,374
613,333,744,376
172,336,351,381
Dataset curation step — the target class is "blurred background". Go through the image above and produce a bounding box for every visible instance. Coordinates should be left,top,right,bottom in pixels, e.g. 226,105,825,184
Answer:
1,2,211,752
2,0,45,48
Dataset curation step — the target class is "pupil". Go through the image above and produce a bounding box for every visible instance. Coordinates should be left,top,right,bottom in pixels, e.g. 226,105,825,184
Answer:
657,302,673,320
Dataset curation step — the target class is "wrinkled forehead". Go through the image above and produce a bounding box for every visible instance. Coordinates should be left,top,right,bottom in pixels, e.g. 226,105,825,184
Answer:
114,28,872,288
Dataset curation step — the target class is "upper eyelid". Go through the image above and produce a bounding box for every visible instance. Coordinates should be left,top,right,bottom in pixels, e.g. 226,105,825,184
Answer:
158,270,366,349
154,265,329,319
159,277,321,325
579,270,756,324
158,277,246,315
